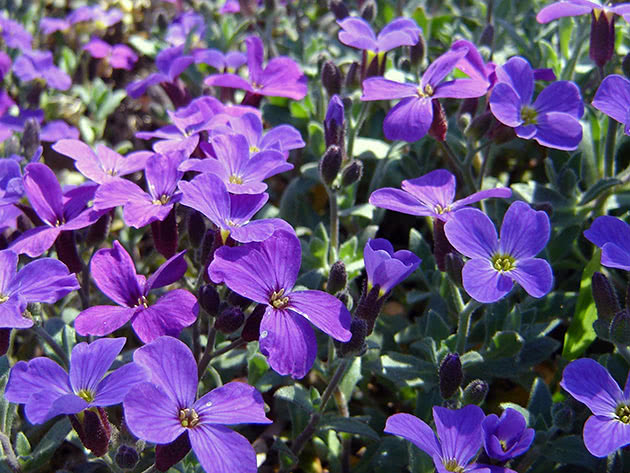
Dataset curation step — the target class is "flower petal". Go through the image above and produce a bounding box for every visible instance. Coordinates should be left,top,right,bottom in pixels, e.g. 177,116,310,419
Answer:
536,2,595,23
422,48,467,88
462,258,513,303
5,358,70,405
534,80,584,118
532,111,583,151
444,208,498,259
361,78,418,101
499,201,550,259
8,226,61,258
592,74,630,126
288,290,351,341
131,290,198,343
384,413,441,458
452,187,512,211
91,241,142,306
433,405,485,466
188,425,258,473
583,415,630,457
69,337,126,394
74,305,136,337
401,169,457,209
383,96,433,142
0,250,18,293
495,57,534,104
369,188,433,216
7,258,79,303
509,258,553,298
489,83,523,127
93,362,148,406
193,382,271,425
179,173,231,227
145,250,188,292
337,17,377,51
22,163,63,225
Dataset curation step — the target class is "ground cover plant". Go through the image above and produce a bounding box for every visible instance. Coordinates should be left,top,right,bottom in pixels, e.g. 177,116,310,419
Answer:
3,0,630,472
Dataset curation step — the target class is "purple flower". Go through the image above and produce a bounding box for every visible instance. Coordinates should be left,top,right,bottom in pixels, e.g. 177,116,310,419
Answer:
9,163,106,257
584,216,630,270
40,120,80,142
592,74,630,134
364,239,420,296
561,358,630,457
209,228,352,378
386,406,515,473
12,50,72,91
124,336,271,473
127,45,194,99
66,6,122,27
74,241,198,343
180,133,293,194
4,337,147,424
482,408,534,462
537,0,630,22
0,51,11,81
325,95,345,148
39,17,70,35
0,15,32,49
205,35,307,102
361,46,488,142
166,12,206,46
337,16,422,53
444,201,553,303
0,250,80,328
53,139,151,184
83,38,138,70
489,56,584,150
193,48,247,72
0,159,23,207
369,169,512,222
93,152,184,228
179,173,284,243
0,108,43,143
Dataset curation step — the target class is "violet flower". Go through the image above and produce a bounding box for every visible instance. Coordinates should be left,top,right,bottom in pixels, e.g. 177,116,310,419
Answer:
592,74,630,135
124,336,271,473
53,139,152,184
83,38,138,71
0,51,10,81
209,228,352,378
364,239,420,296
179,173,283,243
127,45,194,99
39,17,70,35
0,249,80,329
0,159,23,207
4,337,147,424
74,241,198,343
489,56,584,150
361,46,488,142
40,121,80,142
12,50,72,91
9,163,106,258
370,169,512,222
0,108,43,143
584,216,630,270
193,48,247,72
0,15,32,49
482,408,535,462
561,358,630,457
166,12,206,47
180,133,293,194
444,201,553,303
66,6,122,27
204,35,307,103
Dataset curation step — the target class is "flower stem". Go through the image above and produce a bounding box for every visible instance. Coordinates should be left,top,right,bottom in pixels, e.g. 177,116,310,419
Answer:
209,338,245,359
440,141,478,193
32,325,69,368
455,299,482,355
604,117,618,178
328,187,339,265
0,431,20,473
346,102,370,160
197,325,217,378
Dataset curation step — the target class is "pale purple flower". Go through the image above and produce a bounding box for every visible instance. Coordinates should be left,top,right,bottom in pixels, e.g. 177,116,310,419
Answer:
12,50,72,91
444,201,553,303
124,336,271,473
537,0,630,23
364,239,420,296
0,108,43,143
561,358,630,457
74,241,198,343
127,45,194,98
209,228,352,378
0,250,80,328
40,121,80,142
83,38,138,70
4,337,147,424
66,6,122,27
482,408,534,462
584,216,630,270
369,169,512,222
0,15,32,49
166,12,206,46
592,74,630,134
0,51,10,81
489,56,584,150
39,17,70,35
337,16,422,53
0,205,21,233
193,48,247,72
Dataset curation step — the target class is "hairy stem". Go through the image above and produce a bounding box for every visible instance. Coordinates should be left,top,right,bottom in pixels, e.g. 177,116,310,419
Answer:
604,117,618,178
0,431,21,473
197,325,217,378
328,187,339,265
32,325,69,368
455,299,482,355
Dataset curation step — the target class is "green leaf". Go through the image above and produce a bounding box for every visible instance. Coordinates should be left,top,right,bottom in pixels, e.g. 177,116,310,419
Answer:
274,385,315,413
338,357,362,403
527,378,553,426
318,415,379,440
486,331,524,359
21,418,72,472
379,353,435,388
547,435,600,470
563,249,600,360
425,310,450,341
15,432,31,457
247,353,269,388
353,137,391,160
579,177,621,205
128,35,157,56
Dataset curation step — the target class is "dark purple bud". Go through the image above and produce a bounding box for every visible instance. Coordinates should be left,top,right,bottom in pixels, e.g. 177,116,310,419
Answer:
325,95,346,150
479,24,494,47
623,53,630,79
86,212,112,246
433,219,455,272
428,99,448,142
360,0,376,22
0,329,10,356
199,285,220,316
155,432,191,472
329,0,349,20
187,210,206,248
592,273,620,324
55,231,82,274
445,252,464,287
319,145,342,186
242,304,266,342
409,35,425,68
227,291,251,309
462,379,489,405
322,60,342,97
240,91,263,108
69,407,111,457
532,202,553,218
327,260,347,294
151,207,178,259
115,444,139,470
551,402,574,432
355,280,385,335
337,318,368,357
160,82,191,109
22,118,40,160
489,121,516,144
611,309,630,345
589,10,615,69
215,306,245,334
439,353,463,399
340,160,363,187
345,61,359,89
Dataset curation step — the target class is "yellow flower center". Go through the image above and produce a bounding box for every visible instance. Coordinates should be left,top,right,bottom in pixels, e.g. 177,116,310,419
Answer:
616,404,630,424
249,145,260,153
151,194,170,205
521,106,537,126
443,458,465,473
417,84,434,98
492,254,516,272
77,389,95,403
229,175,243,185
179,408,200,428
434,204,451,214
0,295,7,304
135,296,149,308
270,288,289,309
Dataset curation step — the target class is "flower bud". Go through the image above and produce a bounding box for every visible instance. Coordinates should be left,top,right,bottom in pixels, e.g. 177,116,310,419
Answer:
355,280,385,335
187,210,206,248
115,444,139,470
322,60,342,97
445,252,464,287
479,24,494,47
428,99,448,142
327,260,347,294
155,432,191,472
589,10,615,69
611,309,630,346
409,34,425,68
329,0,349,20
0,328,10,356
199,285,220,316
5,135,20,157
592,272,620,324
227,291,251,309
462,379,489,405
325,95,345,149
55,230,82,274
489,121,516,144
551,402,574,432
86,212,112,246
319,145,342,186
151,207,178,259
242,304,266,342
337,318,368,357
69,407,111,457
433,219,455,272
360,0,377,22
465,111,494,141
439,353,463,399
345,61,360,89
22,118,40,161
457,113,471,132
215,306,245,334
340,160,363,187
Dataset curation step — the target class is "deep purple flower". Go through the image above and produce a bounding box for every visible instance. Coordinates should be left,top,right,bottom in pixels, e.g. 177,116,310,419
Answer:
180,133,293,194
444,201,553,303
584,216,630,270
592,74,630,135
364,239,420,296
0,159,23,207
83,38,138,70
361,46,488,142
0,250,79,328
166,12,206,46
179,173,284,243
489,56,584,150
205,35,307,102
127,45,194,99
370,169,512,222
209,228,352,378
0,205,21,233
482,408,534,462
193,48,247,72
386,406,515,473
53,139,151,184
0,15,32,49
66,6,122,27
9,163,106,257
124,336,271,473
94,152,184,228
4,337,147,424
74,241,197,343
561,358,630,457
12,50,72,91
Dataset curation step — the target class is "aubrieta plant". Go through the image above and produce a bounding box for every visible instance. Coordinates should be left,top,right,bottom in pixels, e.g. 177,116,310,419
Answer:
5,0,630,472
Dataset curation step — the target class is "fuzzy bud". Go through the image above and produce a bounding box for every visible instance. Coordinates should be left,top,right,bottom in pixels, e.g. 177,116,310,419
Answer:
86,212,112,246
428,99,448,142
439,353,463,399
551,402,574,432
22,118,40,161
340,160,363,187
227,291,251,309
327,260,348,294
589,10,615,69
242,304,266,342
69,408,111,457
329,0,349,20
322,60,342,97
115,444,139,470
433,219,455,272
187,210,206,248
319,145,342,186
465,111,493,141
55,231,82,274
360,0,377,22
0,329,10,356
445,252,464,287
479,24,494,47
199,285,220,316
462,379,489,405
592,272,620,324
337,318,368,357
155,433,191,472
489,121,516,144
355,280,385,335
345,61,360,89
325,95,345,149
409,35,425,67
215,307,245,334
611,309,630,346
151,208,178,259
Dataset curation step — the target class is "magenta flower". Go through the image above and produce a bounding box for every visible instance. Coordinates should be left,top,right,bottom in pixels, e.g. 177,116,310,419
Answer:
12,50,72,91
482,408,534,462
537,0,630,22
127,45,194,99
5,337,147,424
83,38,138,70
209,228,352,378
0,15,32,49
124,336,271,473
444,201,553,303
592,74,630,135
165,12,206,46
74,241,197,343
584,216,630,270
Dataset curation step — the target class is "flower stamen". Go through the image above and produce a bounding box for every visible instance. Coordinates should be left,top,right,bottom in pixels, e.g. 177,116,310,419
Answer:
179,408,200,428
270,288,289,309
492,254,516,272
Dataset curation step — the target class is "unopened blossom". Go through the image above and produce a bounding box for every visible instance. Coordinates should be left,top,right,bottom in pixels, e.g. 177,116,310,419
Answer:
12,50,71,91
592,74,630,135
83,38,138,70
74,241,197,343
364,239,420,297
209,228,352,378
124,336,271,473
127,45,194,98
444,201,553,303
584,216,630,270
482,408,535,462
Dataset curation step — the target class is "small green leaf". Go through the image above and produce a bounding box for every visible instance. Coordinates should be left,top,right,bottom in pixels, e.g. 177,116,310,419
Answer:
15,432,31,457
20,418,72,471
274,385,315,413
528,378,553,426
486,331,524,359
318,415,379,440
579,177,620,205
247,353,268,387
